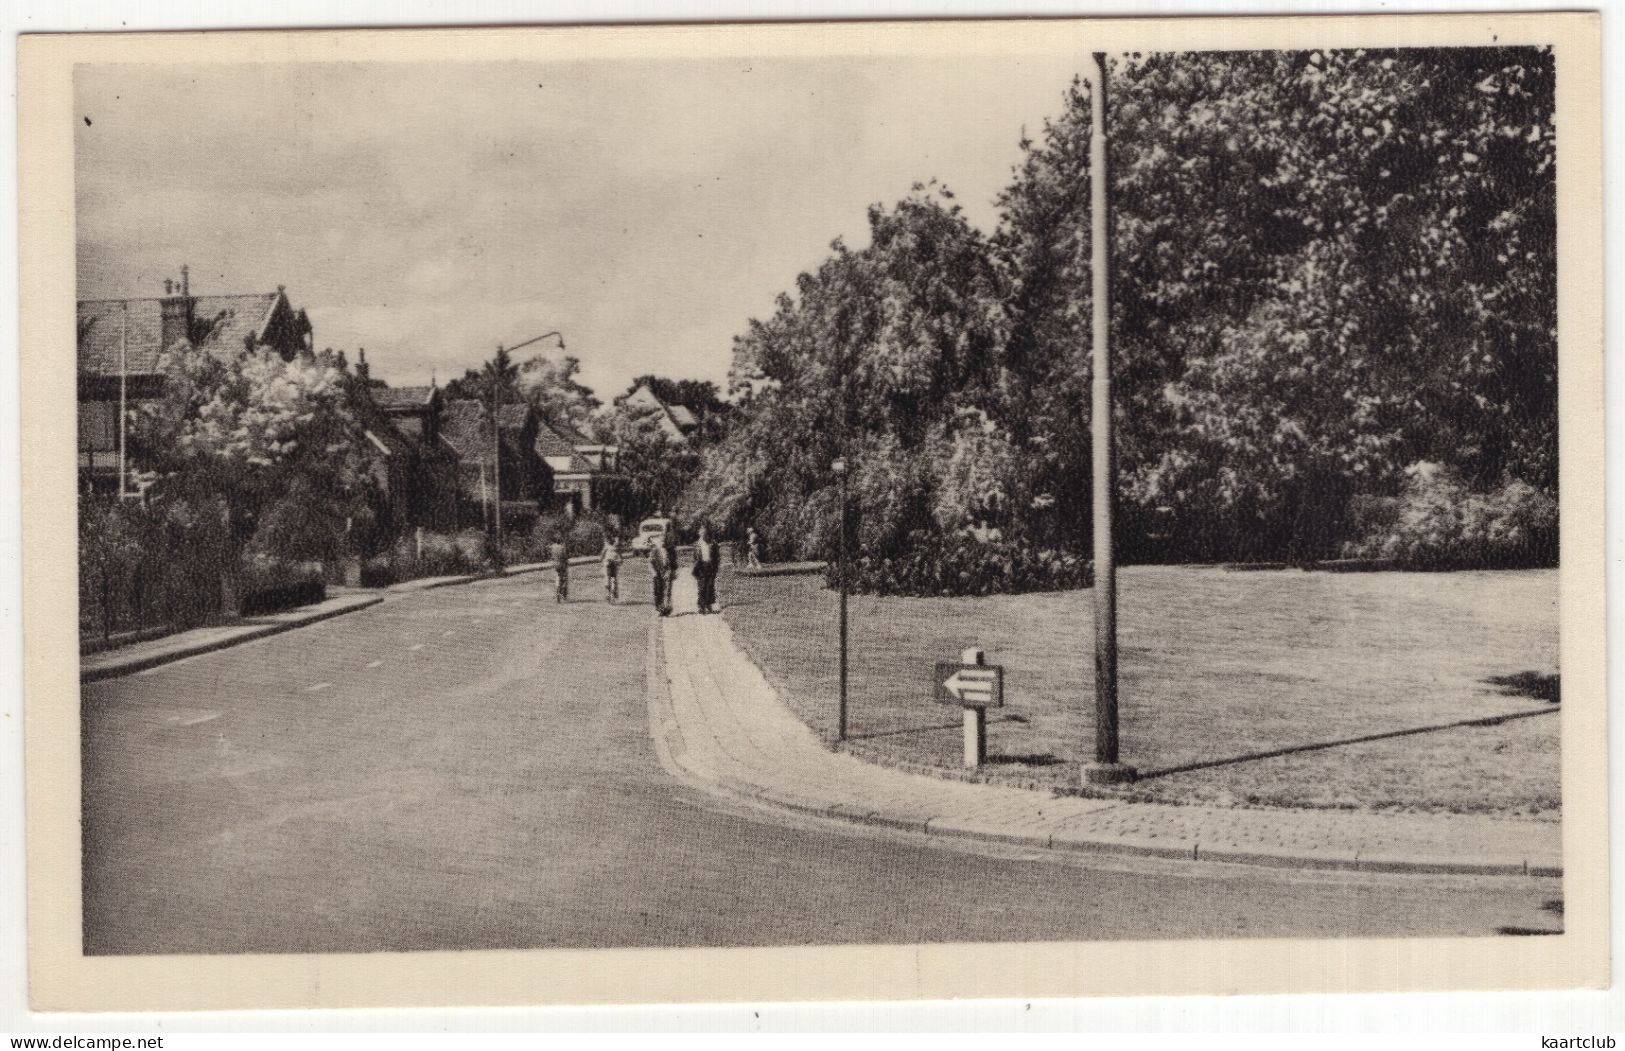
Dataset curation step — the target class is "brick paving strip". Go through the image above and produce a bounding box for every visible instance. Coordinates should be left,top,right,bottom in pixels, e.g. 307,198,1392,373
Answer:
651,574,1562,877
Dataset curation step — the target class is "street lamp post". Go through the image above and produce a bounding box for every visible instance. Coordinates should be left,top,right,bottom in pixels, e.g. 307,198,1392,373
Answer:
490,330,566,552
833,455,849,741
1085,51,1135,785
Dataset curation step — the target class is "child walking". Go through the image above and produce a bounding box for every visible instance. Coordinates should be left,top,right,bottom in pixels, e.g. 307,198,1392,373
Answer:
601,533,622,602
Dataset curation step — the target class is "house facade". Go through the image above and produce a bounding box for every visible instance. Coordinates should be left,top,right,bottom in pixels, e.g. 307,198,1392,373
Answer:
357,375,462,533
534,417,625,516
438,398,554,530
77,270,314,495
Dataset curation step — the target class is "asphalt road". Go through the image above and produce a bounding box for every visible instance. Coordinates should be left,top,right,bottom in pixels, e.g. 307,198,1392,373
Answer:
81,567,1563,955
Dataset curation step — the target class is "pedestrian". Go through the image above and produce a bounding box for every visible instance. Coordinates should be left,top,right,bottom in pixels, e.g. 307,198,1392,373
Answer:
746,526,763,570
601,531,621,603
649,536,672,616
692,523,721,614
662,523,679,605
549,535,569,603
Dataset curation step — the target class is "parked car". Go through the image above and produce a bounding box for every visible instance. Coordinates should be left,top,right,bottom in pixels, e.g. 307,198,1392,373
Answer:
630,517,674,555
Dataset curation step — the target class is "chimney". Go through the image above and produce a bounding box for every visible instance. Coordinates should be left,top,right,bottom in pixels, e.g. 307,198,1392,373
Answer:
159,269,190,349
356,348,370,382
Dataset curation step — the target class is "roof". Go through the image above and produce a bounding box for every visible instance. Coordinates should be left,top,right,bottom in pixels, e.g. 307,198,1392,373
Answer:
371,385,437,413
78,293,283,376
534,419,596,474
622,383,697,441
439,399,494,461
441,399,534,459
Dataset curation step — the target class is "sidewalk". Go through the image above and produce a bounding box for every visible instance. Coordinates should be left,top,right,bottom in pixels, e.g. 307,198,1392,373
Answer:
82,556,607,681
651,575,1562,877
81,592,383,682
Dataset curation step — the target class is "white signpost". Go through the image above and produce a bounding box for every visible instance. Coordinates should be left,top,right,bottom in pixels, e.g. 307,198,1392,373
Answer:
935,647,1004,768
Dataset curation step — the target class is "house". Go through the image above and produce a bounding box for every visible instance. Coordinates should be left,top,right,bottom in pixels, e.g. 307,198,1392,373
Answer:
77,269,314,494
619,382,700,443
438,398,553,529
356,372,461,532
534,417,625,516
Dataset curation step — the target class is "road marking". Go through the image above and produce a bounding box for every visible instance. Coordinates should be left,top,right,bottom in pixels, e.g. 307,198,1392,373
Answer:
365,660,383,669
304,682,332,693
409,643,424,652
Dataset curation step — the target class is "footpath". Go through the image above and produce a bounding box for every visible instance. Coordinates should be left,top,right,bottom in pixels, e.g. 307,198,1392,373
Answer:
79,556,600,682
651,575,1563,877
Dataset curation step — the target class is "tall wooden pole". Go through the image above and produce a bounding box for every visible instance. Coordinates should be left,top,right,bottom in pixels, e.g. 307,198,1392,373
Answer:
1086,52,1133,783
493,346,503,549
118,300,128,498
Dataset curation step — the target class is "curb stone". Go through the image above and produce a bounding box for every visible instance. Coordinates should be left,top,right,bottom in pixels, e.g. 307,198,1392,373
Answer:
81,594,383,682
648,589,1564,879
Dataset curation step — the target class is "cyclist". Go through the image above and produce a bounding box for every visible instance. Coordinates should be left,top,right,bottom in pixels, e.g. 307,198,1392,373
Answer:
549,536,569,603
601,532,622,602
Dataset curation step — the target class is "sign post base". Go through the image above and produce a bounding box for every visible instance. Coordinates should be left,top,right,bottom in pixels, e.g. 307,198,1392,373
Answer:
962,707,987,768
1082,761,1137,785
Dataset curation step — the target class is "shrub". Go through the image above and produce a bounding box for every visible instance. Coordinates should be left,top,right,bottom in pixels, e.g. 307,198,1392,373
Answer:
828,528,1094,597
359,556,397,588
390,529,485,579
568,516,608,556
1344,464,1557,569
239,555,325,615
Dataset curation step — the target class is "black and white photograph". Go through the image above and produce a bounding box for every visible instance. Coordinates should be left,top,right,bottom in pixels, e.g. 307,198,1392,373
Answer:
16,10,1607,1012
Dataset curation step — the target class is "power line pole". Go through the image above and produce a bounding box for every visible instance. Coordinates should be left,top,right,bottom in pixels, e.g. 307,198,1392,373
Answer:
1085,51,1135,785
492,346,503,550
118,300,128,498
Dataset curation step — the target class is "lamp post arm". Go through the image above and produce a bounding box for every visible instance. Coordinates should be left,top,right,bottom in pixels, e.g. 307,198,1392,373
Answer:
505,330,566,355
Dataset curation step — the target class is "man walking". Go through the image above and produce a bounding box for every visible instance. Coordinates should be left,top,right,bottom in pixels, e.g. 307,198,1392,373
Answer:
649,537,672,617
692,523,721,614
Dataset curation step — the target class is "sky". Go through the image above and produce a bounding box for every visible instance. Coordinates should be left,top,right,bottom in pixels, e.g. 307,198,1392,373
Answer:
75,54,1091,397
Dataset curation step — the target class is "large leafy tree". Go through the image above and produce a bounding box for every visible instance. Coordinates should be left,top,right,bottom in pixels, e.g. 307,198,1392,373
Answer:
995,46,1556,560
130,343,373,566
519,353,600,434
690,185,1009,556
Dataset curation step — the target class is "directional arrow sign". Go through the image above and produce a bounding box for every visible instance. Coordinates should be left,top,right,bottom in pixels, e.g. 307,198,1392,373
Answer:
933,662,1004,708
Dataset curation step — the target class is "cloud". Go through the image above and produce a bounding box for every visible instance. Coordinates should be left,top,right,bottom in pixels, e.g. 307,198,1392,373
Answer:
75,52,1090,396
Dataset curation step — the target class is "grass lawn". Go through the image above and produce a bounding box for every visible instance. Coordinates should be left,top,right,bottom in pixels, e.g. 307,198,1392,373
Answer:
718,565,1559,816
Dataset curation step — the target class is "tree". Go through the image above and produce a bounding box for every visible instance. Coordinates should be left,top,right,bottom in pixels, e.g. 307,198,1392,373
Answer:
130,342,373,567
994,47,1556,561
520,353,600,435
600,398,702,522
687,184,1008,557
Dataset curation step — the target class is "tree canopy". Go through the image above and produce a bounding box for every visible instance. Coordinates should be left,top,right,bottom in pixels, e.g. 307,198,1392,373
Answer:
688,46,1558,570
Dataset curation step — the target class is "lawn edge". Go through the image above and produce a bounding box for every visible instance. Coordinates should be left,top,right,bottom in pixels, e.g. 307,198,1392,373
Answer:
649,617,1563,878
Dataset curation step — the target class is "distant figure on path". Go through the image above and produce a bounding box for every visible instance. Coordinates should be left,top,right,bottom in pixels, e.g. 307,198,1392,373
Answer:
649,538,672,616
549,537,569,603
693,523,721,614
601,533,622,603
662,524,680,603
746,527,763,570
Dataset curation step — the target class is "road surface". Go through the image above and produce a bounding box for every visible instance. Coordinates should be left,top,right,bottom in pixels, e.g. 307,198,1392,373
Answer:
81,568,1562,954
